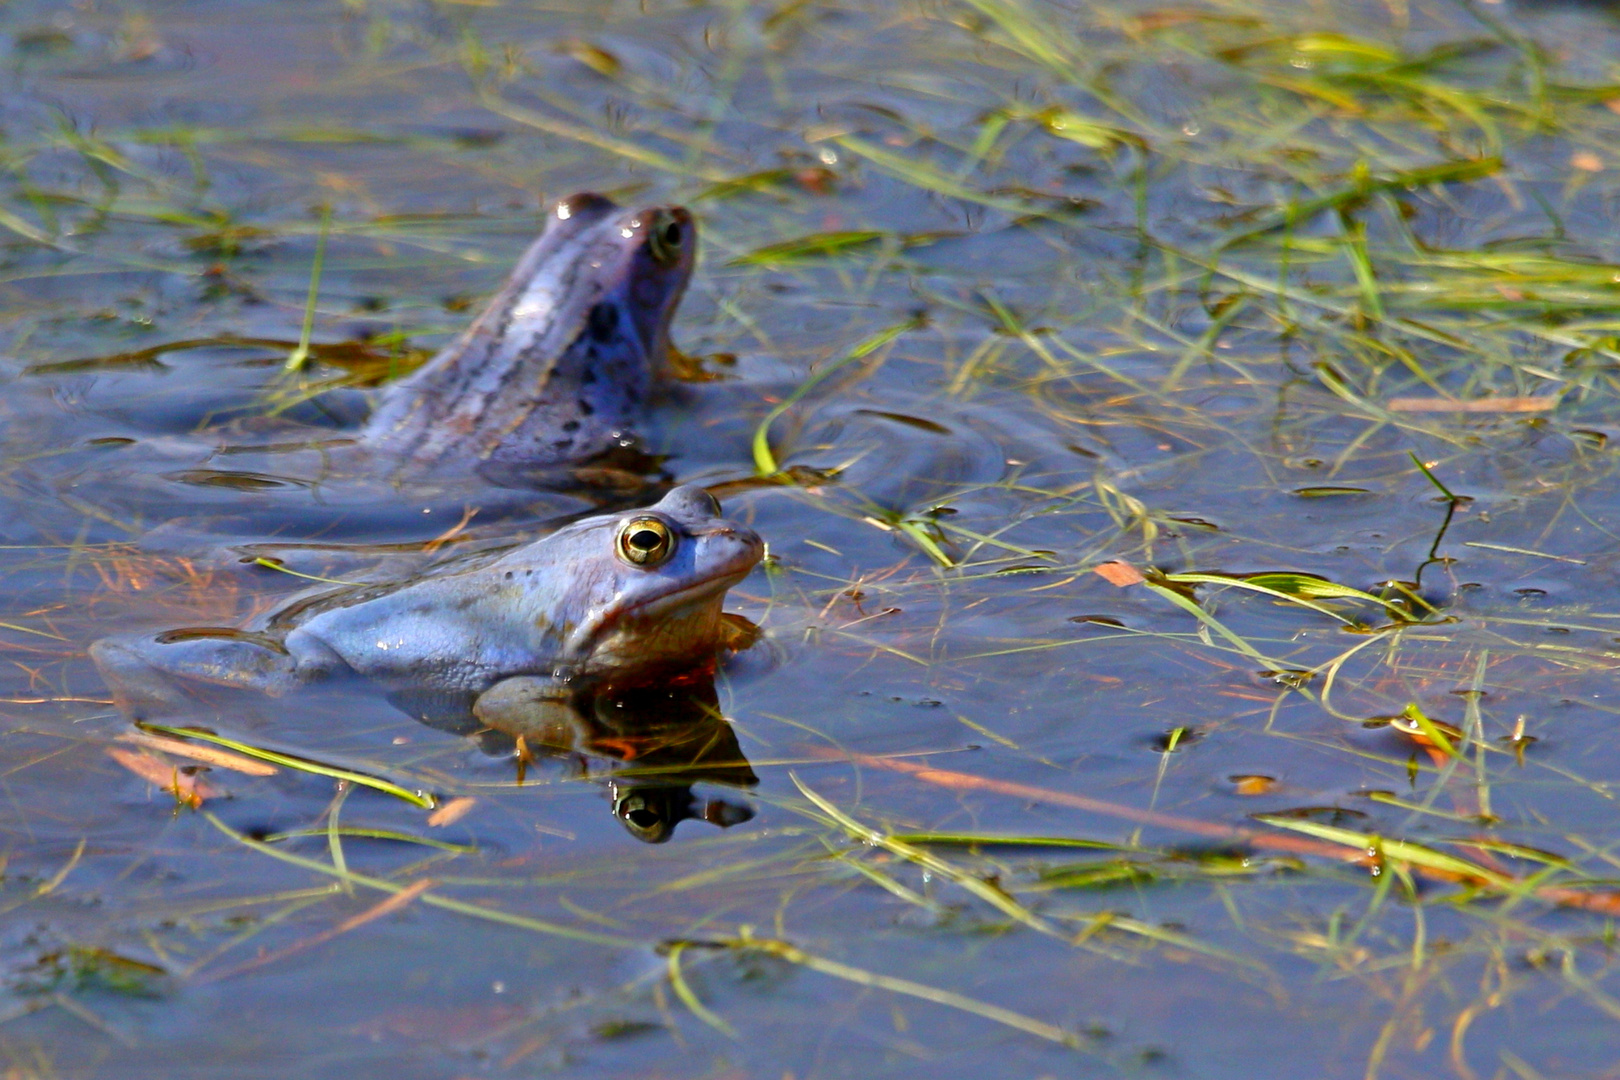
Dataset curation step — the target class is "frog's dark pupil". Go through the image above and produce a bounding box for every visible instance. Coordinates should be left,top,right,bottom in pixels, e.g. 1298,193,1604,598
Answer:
629,529,662,551
662,221,682,247
626,808,660,828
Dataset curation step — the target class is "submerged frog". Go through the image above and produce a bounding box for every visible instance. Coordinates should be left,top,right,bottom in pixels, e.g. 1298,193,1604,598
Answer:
91,485,762,720
360,191,695,479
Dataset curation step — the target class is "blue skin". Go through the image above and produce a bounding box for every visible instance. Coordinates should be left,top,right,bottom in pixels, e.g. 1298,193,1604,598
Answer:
91,486,762,720
361,193,696,474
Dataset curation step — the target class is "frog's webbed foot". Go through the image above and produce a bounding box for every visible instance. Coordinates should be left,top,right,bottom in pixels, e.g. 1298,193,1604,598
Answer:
91,627,311,721
472,676,580,745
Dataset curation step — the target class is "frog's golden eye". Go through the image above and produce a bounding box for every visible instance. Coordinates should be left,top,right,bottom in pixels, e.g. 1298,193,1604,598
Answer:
617,516,676,567
647,211,686,268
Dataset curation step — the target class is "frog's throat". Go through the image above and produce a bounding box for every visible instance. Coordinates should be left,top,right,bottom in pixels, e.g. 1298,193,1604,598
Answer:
561,565,754,660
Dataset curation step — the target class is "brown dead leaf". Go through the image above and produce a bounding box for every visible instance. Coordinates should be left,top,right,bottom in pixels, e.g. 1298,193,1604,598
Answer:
554,38,620,78
796,167,836,195
811,750,1620,918
427,797,477,828
116,731,277,776
1387,397,1558,414
1230,774,1278,796
1389,715,1464,752
1126,10,1204,34
421,506,478,555
106,747,221,807
1092,561,1145,587
500,1034,554,1070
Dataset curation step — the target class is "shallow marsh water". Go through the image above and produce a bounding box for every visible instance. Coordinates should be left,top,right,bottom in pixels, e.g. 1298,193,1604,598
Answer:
6,0,1620,1076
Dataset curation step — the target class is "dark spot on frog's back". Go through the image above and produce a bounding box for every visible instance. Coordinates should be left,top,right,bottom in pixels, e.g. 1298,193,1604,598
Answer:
587,302,620,343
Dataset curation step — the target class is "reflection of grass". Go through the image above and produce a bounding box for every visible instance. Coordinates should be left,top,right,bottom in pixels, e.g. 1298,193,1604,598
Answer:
8,0,1620,1073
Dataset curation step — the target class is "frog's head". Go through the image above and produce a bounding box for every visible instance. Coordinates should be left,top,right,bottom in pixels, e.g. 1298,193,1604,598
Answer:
609,781,755,844
361,192,696,466
543,485,763,679
544,192,696,376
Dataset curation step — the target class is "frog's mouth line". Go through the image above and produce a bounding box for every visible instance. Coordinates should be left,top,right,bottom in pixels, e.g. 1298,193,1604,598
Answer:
618,565,754,619
564,559,757,662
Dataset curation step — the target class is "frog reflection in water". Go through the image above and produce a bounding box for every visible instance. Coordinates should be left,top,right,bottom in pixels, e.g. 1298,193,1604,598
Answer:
460,677,758,844
360,191,695,482
90,486,763,720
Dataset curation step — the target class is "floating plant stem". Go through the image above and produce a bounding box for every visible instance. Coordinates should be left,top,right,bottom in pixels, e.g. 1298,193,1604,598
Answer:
751,315,922,476
1408,451,1460,502
665,942,738,1038
204,813,635,947
283,203,332,373
712,930,1097,1053
138,723,436,808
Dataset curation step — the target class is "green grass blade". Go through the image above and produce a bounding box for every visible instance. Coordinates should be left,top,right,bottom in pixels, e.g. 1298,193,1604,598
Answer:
1255,816,1513,887
203,813,637,947
666,942,738,1038
283,204,332,373
727,933,1094,1052
751,316,921,475
139,723,437,808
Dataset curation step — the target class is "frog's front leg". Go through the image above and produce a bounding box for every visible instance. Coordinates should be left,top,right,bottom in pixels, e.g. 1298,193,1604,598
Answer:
472,675,580,743
90,626,346,720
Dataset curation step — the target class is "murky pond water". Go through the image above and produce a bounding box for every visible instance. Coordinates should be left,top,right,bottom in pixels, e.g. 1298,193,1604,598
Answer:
5,0,1620,1076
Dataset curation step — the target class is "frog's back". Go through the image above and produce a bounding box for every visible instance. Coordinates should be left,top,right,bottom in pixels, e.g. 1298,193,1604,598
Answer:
362,194,695,475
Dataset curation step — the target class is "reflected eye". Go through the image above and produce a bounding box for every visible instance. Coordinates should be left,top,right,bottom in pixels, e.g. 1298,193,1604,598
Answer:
617,516,676,567
647,211,686,267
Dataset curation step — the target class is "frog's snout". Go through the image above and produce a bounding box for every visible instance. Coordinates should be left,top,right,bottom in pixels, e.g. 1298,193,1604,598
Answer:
700,523,764,572
704,523,756,543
